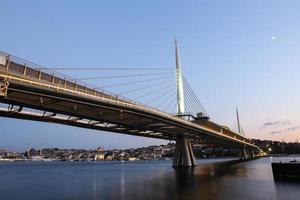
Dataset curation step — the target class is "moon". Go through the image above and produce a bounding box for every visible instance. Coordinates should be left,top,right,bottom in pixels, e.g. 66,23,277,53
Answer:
272,36,276,40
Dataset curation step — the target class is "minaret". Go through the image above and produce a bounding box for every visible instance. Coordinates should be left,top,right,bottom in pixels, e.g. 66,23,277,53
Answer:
175,39,185,115
27,142,31,158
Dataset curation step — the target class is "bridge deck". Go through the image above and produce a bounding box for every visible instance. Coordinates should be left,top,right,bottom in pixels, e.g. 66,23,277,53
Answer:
0,52,263,152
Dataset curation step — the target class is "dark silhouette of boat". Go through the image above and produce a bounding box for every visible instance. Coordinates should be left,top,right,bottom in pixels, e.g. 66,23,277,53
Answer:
272,159,300,181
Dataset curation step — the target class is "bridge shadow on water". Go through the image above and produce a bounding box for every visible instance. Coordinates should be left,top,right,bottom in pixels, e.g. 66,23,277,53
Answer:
114,158,300,200
171,159,249,200
103,159,252,200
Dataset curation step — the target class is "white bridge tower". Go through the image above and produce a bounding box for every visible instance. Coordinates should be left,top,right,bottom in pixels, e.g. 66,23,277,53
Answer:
173,40,196,167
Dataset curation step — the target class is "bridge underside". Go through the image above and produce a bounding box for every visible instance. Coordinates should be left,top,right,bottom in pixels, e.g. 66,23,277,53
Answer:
0,81,258,150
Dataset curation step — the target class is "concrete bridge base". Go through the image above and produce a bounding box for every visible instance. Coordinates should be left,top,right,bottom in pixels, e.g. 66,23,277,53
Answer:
240,148,248,160
172,135,196,167
250,150,255,159
240,148,256,160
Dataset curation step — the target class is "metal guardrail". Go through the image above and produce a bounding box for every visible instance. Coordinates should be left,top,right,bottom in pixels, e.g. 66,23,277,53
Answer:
0,51,172,115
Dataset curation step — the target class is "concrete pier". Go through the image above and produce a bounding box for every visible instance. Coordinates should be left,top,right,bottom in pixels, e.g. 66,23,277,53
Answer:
250,150,255,159
240,148,248,160
172,135,196,167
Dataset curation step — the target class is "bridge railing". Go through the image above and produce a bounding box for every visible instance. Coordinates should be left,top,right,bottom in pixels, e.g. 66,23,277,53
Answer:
0,51,172,115
0,51,257,148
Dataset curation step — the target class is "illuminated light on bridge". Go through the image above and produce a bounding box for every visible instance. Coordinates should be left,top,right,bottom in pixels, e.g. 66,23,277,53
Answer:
0,42,266,167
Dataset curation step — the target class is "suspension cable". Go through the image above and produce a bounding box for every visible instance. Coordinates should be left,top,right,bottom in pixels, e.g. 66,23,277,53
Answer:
184,89,198,114
69,72,173,81
119,80,174,95
42,67,173,71
184,87,198,114
163,94,177,113
155,91,177,109
183,80,200,114
101,76,173,88
186,83,202,113
171,102,178,113
145,88,175,106
183,76,208,115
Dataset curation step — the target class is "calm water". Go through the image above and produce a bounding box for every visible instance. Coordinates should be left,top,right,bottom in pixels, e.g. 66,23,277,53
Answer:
0,157,300,200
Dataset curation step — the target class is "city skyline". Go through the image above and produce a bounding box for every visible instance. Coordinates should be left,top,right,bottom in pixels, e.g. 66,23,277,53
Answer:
1,1,300,151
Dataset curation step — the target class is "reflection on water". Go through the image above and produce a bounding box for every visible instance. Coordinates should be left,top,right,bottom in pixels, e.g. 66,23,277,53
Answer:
0,158,300,200
173,160,250,199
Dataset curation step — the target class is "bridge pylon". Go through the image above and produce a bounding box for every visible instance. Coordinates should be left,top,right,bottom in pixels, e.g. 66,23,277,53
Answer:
173,135,196,167
172,40,196,167
240,147,248,160
250,150,255,159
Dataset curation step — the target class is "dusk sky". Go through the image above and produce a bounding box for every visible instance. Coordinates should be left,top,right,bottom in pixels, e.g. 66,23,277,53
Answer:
1,1,300,151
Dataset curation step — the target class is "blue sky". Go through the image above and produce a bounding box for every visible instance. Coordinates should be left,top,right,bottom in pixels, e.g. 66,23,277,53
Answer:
1,1,300,151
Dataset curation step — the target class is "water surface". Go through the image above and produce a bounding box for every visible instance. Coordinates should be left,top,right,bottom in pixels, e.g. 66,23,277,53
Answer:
0,157,299,200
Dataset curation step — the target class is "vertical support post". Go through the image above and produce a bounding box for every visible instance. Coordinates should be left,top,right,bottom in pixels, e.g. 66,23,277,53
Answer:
240,147,248,160
51,73,55,84
250,150,255,159
173,135,196,167
23,64,27,75
64,78,67,88
38,70,42,80
57,81,61,91
5,55,10,71
0,55,9,97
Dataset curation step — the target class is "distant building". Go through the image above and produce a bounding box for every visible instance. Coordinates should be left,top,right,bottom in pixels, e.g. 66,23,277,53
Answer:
95,153,105,160
96,147,105,152
127,157,138,161
105,155,113,161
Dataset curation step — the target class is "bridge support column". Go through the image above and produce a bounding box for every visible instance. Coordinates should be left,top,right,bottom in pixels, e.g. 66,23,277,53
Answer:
240,148,248,160
172,135,196,167
250,150,255,159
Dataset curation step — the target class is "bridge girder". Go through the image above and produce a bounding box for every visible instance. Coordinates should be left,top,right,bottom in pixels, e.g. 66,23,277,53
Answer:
0,55,264,154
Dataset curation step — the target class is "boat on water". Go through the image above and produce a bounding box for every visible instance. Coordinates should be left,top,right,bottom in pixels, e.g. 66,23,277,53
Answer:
0,158,15,162
272,159,300,181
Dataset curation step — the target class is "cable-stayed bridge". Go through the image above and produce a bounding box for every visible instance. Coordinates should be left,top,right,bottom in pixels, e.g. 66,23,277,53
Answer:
0,42,266,167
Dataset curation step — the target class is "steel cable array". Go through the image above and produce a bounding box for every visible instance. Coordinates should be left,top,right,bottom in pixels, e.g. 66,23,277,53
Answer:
47,67,208,116
51,67,177,113
183,76,209,117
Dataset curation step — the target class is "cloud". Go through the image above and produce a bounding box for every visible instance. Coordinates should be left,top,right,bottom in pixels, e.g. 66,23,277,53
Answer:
269,126,299,135
263,120,292,128
264,121,279,126
270,131,282,135
285,126,299,132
